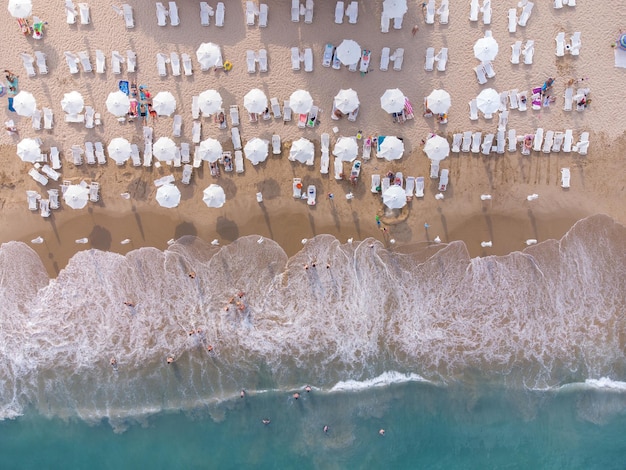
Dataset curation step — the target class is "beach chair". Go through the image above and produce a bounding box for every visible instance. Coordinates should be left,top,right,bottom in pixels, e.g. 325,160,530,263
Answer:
391,49,403,71
122,4,134,28
346,1,358,23
517,91,528,111
20,53,36,77
245,1,256,25
552,132,564,152
542,131,554,154
191,96,200,119
348,60,358,73
379,13,390,32
227,105,238,126
30,109,41,130
322,44,334,68
335,1,344,24
298,113,308,128
561,168,570,188
414,177,424,198
64,52,79,74
424,48,435,71
507,130,517,152
469,99,479,121
461,131,472,152
563,87,573,111
474,64,487,84
215,2,225,27
180,142,190,163
370,174,380,193
507,8,517,33
156,2,168,26
522,40,534,65
112,51,124,74
231,127,242,150
170,52,180,76
78,51,92,73
518,2,534,27
392,16,403,30
451,134,462,153
291,0,300,22
307,106,319,128
61,180,71,195
167,1,179,25
157,53,168,76
84,106,94,128
38,199,50,218
320,151,329,175
508,90,519,109
380,47,390,71
127,144,140,166
429,160,439,179
405,176,415,200
555,32,566,57
424,0,435,24
291,47,301,71
249,111,258,123
438,0,449,24
562,129,573,152
292,178,303,198
498,110,508,130
78,3,90,24
192,146,202,168
570,32,581,55
200,2,211,26
304,48,313,72
94,50,105,73
123,51,136,73
29,168,48,186
471,132,481,153
41,164,60,181
177,53,191,75
178,164,192,184
258,4,268,27
32,51,48,75
438,169,449,192
268,134,280,156
333,158,343,180
511,41,522,64
533,128,544,152
171,114,182,137
192,121,201,143
481,0,491,24
348,106,359,122
66,0,77,24
469,0,479,21
573,132,589,155
268,98,281,119
48,189,60,209
304,0,314,23
483,61,495,79
481,134,494,155
554,0,563,8
381,176,390,193
95,141,106,164
49,147,61,169
88,182,99,202
283,101,292,122
496,129,506,154
435,48,448,72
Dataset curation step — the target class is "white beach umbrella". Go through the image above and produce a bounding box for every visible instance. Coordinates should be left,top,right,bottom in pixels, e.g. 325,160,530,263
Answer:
333,89,360,114
382,185,407,209
336,39,362,66
289,138,314,163
105,90,131,116
203,184,226,208
289,90,314,115
107,137,132,164
63,185,89,210
423,135,450,161
473,36,499,62
156,184,181,208
198,138,223,162
61,91,84,114
16,138,41,162
244,138,269,165
8,0,32,18
196,42,222,69
243,88,268,114
198,89,223,116
426,89,451,114
12,91,37,117
332,137,358,162
378,136,405,161
380,88,406,114
476,88,500,115
382,0,408,17
153,137,178,161
152,91,177,116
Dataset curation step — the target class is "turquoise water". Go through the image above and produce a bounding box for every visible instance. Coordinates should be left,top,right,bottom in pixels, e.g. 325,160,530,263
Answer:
2,382,626,469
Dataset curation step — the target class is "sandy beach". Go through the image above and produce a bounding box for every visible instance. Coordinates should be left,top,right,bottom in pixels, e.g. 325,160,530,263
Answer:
1,0,625,277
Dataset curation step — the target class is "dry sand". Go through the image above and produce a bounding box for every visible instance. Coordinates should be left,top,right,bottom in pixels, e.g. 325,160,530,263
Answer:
0,0,625,277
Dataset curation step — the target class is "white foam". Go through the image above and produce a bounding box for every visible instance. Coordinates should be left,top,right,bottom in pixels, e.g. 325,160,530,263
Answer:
330,371,433,392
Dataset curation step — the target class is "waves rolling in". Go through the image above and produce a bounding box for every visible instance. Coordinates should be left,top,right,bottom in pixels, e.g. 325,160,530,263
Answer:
0,214,625,426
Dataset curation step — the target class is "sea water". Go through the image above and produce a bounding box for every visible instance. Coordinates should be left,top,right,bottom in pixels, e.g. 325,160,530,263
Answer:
0,214,624,467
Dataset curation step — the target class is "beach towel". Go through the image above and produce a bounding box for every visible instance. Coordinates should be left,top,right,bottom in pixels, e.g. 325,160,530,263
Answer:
377,135,386,152
615,48,626,68
118,80,129,95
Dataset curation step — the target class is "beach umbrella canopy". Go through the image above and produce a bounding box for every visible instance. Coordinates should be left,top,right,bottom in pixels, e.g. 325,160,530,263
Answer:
618,33,626,51
382,0,407,17
156,184,181,208
244,138,269,165
290,138,314,163
12,91,37,117
382,185,407,209
289,90,314,114
426,89,452,114
153,137,178,161
198,138,223,162
380,88,406,114
332,137,358,162
105,90,131,116
16,138,40,162
334,89,360,114
476,88,500,114
243,88,268,114
107,137,132,164
473,36,499,62
379,136,404,161
8,0,32,18
423,135,450,161
63,185,89,210
203,184,226,208
61,91,84,114
198,89,223,116
196,42,222,69
336,39,362,66
152,91,176,116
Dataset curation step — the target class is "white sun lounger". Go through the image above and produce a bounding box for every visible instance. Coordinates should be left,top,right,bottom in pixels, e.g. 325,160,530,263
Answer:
192,146,201,168
518,91,528,111
511,41,522,64
554,0,563,8
246,50,256,73
499,93,509,113
469,99,479,120
29,168,48,186
95,50,105,73
122,4,134,28
181,53,192,75
172,114,182,137
200,2,212,26
95,141,106,164
170,52,180,76
180,142,190,163
89,182,99,202
438,0,449,24
370,174,380,193
451,134,462,153
157,53,168,76
283,101,292,122
192,121,201,143
124,50,136,73
552,132,564,152
573,132,589,155
322,43,333,68
304,0,314,23
405,176,416,199
570,32,581,55
481,134,494,155
66,0,77,24
48,189,60,209
19,53,36,77
39,199,50,218
469,0,479,21
430,160,439,179
320,143,329,174
393,16,403,29
518,2,534,27
335,1,344,24
556,32,566,57
414,177,424,197
380,14,389,33
64,52,79,74
78,51,92,72
30,109,41,130
346,1,358,23
522,40,534,65
533,128,544,152
380,47,390,71
562,130,573,152
112,51,125,74
245,1,256,25
435,48,448,72
392,48,404,71
561,168,570,188
474,64,487,84
508,8,517,32
471,132,482,153
508,130,517,152
483,61,495,78
84,106,95,128
272,134,281,155
191,96,200,119
168,1,179,25
509,89,519,109
292,0,300,22
481,0,491,24
333,157,343,180
304,48,313,72
32,51,47,75
461,131,472,152
78,3,90,24
128,144,140,166
425,0,435,24
49,147,61,169
269,98,281,119
291,47,301,70
215,2,224,27
41,164,60,181
381,176,390,193
180,163,193,184
424,47,435,71
231,127,242,150
156,2,168,26
438,170,448,192
229,105,240,126
563,87,573,111
542,131,554,154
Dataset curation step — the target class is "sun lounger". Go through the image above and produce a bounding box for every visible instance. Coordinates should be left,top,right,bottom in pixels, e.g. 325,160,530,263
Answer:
333,157,343,180
87,182,99,202
542,131,554,154
38,198,50,218
320,151,329,175
20,53,36,77
304,0,314,23
49,147,61,169
381,176,390,193
532,128,544,152
507,130,517,152
570,32,581,55
379,47,391,71
245,50,256,73
498,110,508,130
392,16,403,30
481,134,494,155
267,98,281,119
84,106,95,128
563,87,574,111
474,64,487,84
511,41,522,64
41,164,60,181
411,176,422,197
424,47,435,71
346,1,358,23
64,52,79,74
507,8,517,33
369,174,380,193
94,50,105,73
348,59,358,72
518,2,534,26
321,43,334,68
221,151,232,172
192,121,201,143
94,141,106,164
215,2,224,27
471,132,482,153
231,127,242,150
190,96,199,120
307,106,319,128
78,3,90,24
298,113,307,128
66,0,77,24
200,2,212,25
48,189,60,209
573,131,589,155
334,1,345,24
304,48,313,72
170,114,182,137
30,109,41,130
508,89,519,110
562,129,573,152
531,88,542,110
249,111,258,123
77,51,92,73
112,51,124,74
404,176,415,200
246,1,256,26
517,91,528,111
522,40,534,65
380,14,389,33
429,160,439,179
481,0,491,24
175,53,190,76
192,146,202,168
555,32,566,57
156,2,168,26
469,0,479,21
438,0,449,24
32,51,48,76
551,132,564,152
521,134,532,155
225,105,238,126
561,168,570,188
554,0,563,8
127,144,140,166
461,131,472,152
292,0,300,22
258,4,268,27
425,0,435,24
29,168,48,186
469,99,479,120
391,48,403,71
156,53,168,76
499,92,509,113
348,106,359,122
169,52,180,76
216,109,227,128
178,163,192,184
254,49,267,73
283,101,292,122
438,169,449,192
435,48,448,72
451,134,462,153
122,4,134,28
291,47,301,71
496,129,506,154
180,142,190,163
483,61,495,78
268,134,280,156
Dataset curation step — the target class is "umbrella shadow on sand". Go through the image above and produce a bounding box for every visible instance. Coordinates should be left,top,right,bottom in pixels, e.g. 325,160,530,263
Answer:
174,222,197,241
88,225,112,252
216,216,239,242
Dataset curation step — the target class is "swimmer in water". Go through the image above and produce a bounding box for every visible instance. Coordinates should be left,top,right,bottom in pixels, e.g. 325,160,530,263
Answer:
188,271,196,279
262,419,271,425
293,392,300,400
323,425,329,433
240,389,245,398
305,385,312,392
110,357,117,367
166,356,174,364
379,429,385,436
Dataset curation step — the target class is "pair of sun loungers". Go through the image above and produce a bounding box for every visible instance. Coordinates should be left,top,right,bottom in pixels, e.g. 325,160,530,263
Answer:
292,0,314,23
555,32,582,56
290,47,313,72
334,1,358,24
247,49,268,73
156,2,179,26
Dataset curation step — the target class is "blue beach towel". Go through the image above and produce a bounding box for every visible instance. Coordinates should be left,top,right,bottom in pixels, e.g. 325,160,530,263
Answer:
118,80,129,95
